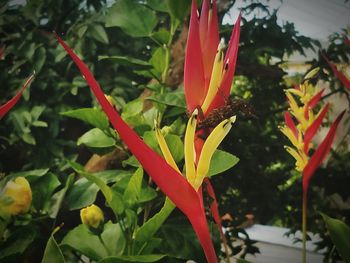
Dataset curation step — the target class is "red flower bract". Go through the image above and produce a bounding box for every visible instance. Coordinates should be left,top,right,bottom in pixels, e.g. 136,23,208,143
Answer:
0,75,34,119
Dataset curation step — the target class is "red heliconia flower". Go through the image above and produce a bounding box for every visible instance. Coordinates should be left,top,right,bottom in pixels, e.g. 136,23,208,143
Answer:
0,75,34,119
55,34,219,263
184,0,241,114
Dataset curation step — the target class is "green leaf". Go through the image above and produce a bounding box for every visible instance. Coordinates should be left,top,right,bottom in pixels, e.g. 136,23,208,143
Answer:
32,172,61,211
208,150,240,177
321,213,350,263
142,131,160,153
135,198,175,243
97,254,165,263
122,155,141,168
165,134,184,163
33,46,46,73
98,56,152,69
149,47,167,77
0,226,36,260
42,234,66,263
77,128,115,148
61,224,108,261
167,0,191,21
121,99,143,119
101,222,126,256
68,161,112,201
123,167,143,206
146,0,168,12
147,91,186,108
22,132,36,145
65,170,130,210
89,24,109,44
49,174,75,218
151,29,171,45
106,0,157,37
61,108,109,130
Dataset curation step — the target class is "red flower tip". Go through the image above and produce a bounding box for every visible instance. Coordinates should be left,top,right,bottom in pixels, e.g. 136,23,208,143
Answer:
0,74,34,119
302,110,346,194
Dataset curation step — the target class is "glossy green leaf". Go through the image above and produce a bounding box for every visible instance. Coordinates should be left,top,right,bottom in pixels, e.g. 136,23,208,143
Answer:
123,167,143,206
61,108,109,130
98,55,152,69
135,198,175,243
0,226,36,260
147,91,186,108
61,224,108,261
106,0,157,37
97,254,165,263
151,29,171,45
33,46,46,73
121,99,144,119
167,0,191,21
321,213,350,263
49,174,75,218
149,47,167,77
100,222,126,256
32,172,61,211
77,128,115,148
42,234,66,263
165,134,184,163
89,24,109,44
208,150,240,177
146,0,168,12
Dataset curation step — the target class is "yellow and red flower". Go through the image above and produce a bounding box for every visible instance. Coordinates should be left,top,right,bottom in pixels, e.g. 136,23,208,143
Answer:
56,1,241,261
280,69,345,194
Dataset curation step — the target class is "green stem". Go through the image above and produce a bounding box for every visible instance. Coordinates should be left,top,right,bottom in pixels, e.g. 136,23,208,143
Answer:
302,191,307,263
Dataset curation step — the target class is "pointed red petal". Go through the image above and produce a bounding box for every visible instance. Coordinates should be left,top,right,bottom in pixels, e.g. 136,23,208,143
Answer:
284,111,298,138
207,14,241,112
322,53,350,91
0,75,34,119
302,110,345,194
55,34,218,263
184,1,206,113
304,104,329,154
308,89,325,109
200,0,219,88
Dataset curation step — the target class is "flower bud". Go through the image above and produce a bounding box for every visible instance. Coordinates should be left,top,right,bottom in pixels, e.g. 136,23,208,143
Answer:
80,204,104,229
1,177,32,215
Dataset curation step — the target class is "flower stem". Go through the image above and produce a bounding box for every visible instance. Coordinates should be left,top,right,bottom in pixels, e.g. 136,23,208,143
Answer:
302,191,307,263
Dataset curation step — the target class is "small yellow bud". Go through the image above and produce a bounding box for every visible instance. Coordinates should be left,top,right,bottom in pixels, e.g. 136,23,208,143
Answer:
80,204,104,229
1,177,32,215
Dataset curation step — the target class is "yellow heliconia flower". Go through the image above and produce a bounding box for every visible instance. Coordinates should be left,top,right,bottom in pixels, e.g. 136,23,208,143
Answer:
0,177,32,215
155,111,236,191
80,204,104,229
